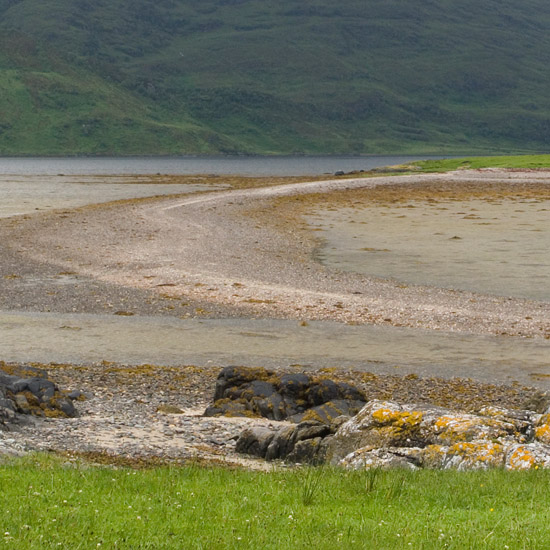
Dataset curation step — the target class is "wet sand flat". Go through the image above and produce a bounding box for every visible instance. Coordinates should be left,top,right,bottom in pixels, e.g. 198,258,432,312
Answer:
309,196,549,301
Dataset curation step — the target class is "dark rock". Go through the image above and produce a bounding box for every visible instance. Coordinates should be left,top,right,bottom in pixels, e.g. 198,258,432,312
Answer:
0,367,79,421
253,393,286,420
236,427,276,458
0,373,18,388
205,367,366,425
14,393,31,414
249,380,277,398
203,398,251,418
265,425,297,461
293,399,366,424
55,397,77,418
27,378,56,401
264,421,331,463
335,382,366,402
213,366,273,401
280,396,305,418
294,421,331,442
0,397,15,413
203,405,225,417
67,390,84,401
286,437,325,465
278,373,311,398
306,379,340,406
0,396,16,423
307,380,366,407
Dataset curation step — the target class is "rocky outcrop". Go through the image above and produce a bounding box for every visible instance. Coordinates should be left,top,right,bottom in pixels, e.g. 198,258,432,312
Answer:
0,365,81,426
235,397,550,470
236,420,337,465
329,400,548,470
204,366,366,424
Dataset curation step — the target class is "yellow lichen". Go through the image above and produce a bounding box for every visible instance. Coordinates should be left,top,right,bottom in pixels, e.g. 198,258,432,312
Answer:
508,447,536,470
447,441,503,463
434,415,511,444
535,424,550,444
371,407,423,429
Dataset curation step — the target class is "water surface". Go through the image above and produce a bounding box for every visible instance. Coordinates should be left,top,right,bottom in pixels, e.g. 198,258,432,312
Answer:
0,155,449,177
0,175,225,218
1,160,548,387
1,312,548,388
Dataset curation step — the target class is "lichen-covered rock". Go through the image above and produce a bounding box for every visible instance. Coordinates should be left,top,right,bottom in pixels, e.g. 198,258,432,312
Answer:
326,400,442,463
340,441,506,471
327,399,533,465
431,414,517,445
340,446,421,470
477,406,537,441
441,441,506,470
534,414,550,444
505,443,550,470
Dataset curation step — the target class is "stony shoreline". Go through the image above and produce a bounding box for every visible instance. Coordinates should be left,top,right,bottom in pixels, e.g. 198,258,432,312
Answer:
1,361,548,467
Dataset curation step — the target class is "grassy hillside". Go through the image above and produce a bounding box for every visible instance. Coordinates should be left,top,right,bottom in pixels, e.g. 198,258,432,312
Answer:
2,0,550,155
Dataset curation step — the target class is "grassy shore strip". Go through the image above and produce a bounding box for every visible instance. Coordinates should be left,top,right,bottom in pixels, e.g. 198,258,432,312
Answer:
410,154,550,173
1,454,550,549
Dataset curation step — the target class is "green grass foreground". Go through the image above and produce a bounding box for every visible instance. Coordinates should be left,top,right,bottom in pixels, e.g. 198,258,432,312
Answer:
1,455,550,549
412,154,550,173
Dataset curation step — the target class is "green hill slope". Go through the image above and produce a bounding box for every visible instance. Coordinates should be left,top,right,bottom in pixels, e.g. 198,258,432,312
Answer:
1,0,550,155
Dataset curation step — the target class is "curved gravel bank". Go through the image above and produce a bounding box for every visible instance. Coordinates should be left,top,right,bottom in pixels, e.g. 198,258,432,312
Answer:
4,170,549,339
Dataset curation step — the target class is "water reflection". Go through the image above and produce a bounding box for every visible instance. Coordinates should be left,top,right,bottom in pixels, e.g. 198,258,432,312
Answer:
0,155,450,176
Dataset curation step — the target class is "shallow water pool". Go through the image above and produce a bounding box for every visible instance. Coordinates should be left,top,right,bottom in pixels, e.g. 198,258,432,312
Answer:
1,311,549,388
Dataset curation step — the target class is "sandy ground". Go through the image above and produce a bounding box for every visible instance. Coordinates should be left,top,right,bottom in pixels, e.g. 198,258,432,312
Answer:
3,170,549,338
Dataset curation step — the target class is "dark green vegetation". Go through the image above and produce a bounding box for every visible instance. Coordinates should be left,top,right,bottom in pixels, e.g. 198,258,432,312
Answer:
412,154,550,172
2,0,550,155
2,454,550,548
